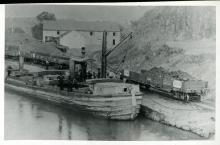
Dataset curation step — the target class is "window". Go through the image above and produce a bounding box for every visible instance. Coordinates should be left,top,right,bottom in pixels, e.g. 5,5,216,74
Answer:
113,39,115,45
113,32,116,36
57,31,60,35
90,32,93,36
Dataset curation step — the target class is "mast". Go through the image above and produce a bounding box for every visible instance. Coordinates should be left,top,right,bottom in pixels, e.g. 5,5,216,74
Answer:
101,31,107,78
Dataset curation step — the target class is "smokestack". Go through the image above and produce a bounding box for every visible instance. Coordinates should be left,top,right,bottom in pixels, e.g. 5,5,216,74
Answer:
101,31,107,78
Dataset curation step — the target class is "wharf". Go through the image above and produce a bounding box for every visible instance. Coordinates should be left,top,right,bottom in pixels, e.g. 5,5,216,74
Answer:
140,90,215,138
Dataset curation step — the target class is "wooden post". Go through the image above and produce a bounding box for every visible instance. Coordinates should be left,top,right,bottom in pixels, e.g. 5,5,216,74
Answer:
69,59,75,79
90,61,93,73
18,44,24,71
81,47,87,81
19,54,24,71
101,31,107,78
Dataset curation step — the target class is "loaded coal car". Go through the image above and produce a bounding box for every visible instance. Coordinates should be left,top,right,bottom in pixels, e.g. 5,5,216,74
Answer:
121,67,208,102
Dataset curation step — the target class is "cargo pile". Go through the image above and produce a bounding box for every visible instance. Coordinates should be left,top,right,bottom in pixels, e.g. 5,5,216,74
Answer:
148,67,195,81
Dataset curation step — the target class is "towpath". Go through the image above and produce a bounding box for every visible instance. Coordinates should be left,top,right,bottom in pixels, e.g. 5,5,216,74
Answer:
141,90,215,138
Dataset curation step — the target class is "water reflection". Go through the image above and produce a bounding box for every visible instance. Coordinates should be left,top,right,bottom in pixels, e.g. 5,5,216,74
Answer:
18,99,23,114
5,89,203,140
58,115,63,135
35,106,43,119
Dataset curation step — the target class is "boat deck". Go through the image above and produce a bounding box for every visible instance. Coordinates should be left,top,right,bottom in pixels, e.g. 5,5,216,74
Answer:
95,82,133,87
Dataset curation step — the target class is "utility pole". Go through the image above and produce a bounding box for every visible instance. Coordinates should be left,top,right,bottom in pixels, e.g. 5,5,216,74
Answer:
101,31,107,78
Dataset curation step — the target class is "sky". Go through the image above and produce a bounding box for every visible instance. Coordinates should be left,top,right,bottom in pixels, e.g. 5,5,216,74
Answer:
5,5,154,25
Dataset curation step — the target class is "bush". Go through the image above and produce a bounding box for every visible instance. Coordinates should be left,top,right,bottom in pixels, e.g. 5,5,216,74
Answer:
31,23,43,40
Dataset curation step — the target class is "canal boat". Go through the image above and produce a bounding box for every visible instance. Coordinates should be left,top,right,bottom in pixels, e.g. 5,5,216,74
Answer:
5,73,142,120
5,56,143,120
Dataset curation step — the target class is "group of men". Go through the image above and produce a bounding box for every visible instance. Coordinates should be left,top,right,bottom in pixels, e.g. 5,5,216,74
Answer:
56,69,116,91
86,70,101,79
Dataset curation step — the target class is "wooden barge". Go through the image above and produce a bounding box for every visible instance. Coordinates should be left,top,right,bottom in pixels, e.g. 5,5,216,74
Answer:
5,73,143,120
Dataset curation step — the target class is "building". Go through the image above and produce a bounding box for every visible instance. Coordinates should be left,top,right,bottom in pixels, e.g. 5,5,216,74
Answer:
42,20,121,50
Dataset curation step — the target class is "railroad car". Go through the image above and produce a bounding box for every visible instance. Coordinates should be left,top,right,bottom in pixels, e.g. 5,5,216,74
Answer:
121,68,208,102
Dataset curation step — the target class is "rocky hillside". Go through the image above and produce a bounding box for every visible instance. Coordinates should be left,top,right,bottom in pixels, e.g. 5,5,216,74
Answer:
131,6,215,41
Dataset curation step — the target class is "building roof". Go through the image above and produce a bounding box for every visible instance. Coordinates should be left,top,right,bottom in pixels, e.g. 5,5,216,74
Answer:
43,19,121,32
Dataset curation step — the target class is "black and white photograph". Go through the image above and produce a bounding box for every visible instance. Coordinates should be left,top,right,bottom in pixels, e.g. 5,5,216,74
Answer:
3,3,217,142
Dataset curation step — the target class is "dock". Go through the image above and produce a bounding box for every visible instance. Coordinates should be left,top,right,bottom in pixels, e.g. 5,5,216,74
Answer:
140,90,215,138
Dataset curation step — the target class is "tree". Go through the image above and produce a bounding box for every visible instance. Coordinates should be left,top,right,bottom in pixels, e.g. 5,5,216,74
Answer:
36,11,56,23
31,23,43,40
31,11,56,40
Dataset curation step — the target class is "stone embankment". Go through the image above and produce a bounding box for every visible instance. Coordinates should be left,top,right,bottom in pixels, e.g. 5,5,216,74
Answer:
141,90,215,138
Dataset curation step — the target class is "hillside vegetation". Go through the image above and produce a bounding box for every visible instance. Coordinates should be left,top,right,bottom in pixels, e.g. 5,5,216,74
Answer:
131,6,215,41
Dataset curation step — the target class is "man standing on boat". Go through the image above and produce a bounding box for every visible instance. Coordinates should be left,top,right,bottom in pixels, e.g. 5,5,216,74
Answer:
98,68,101,78
57,74,64,90
45,59,49,70
5,65,12,80
7,66,12,77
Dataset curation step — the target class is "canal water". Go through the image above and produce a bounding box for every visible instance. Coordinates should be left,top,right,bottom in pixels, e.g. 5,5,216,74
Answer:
5,89,203,140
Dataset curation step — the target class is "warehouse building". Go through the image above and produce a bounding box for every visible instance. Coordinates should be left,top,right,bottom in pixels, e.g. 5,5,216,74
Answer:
42,20,121,50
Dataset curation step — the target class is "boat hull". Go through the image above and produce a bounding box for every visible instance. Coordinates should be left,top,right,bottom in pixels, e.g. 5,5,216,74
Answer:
5,78,142,120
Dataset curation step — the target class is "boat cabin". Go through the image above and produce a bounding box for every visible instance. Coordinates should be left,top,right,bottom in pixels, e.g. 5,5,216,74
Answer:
69,56,95,82
87,80,140,95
